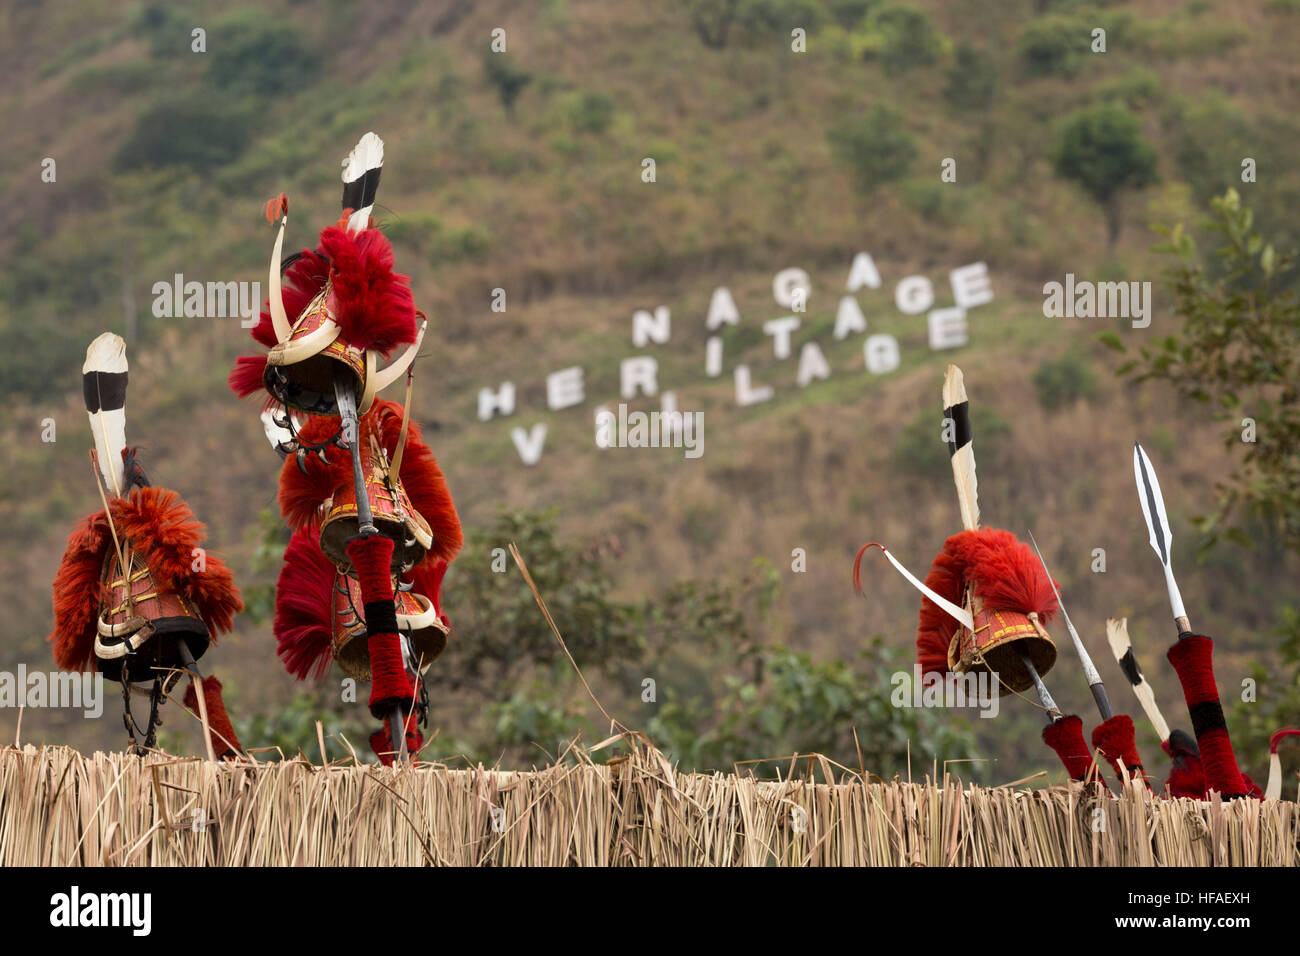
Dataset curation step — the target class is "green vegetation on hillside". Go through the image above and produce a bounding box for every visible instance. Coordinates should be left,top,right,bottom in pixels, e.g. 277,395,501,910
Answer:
3,0,1298,780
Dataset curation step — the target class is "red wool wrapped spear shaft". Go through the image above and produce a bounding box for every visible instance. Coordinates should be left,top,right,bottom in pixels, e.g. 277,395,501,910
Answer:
1132,443,1251,798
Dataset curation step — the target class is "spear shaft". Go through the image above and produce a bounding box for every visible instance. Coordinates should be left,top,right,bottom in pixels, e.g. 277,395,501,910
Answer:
335,373,408,763
1028,530,1113,721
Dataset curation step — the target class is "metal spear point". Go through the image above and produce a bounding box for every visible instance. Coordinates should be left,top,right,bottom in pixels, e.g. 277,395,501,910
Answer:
1028,530,1113,721
1133,442,1192,637
335,371,407,762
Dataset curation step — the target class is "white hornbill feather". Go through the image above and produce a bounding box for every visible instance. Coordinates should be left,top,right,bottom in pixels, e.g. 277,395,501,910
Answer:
341,132,384,232
82,333,128,497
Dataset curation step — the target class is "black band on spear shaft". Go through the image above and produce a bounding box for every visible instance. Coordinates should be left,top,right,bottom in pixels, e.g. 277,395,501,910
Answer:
363,600,399,637
1188,699,1229,736
943,400,972,456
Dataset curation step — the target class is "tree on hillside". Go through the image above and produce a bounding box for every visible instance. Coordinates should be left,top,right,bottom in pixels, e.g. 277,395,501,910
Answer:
945,43,998,113
1017,14,1088,77
682,0,741,48
441,509,640,695
1106,189,1300,556
1052,103,1158,249
827,105,918,195
482,51,532,117
858,3,946,74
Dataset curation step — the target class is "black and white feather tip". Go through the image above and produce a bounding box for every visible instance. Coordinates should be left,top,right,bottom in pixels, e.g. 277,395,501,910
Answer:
83,332,128,497
341,132,384,232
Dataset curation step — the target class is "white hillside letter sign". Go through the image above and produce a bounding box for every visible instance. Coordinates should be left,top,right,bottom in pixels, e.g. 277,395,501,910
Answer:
478,382,516,421
546,367,585,411
706,287,739,330
512,424,547,466
632,306,671,346
773,268,811,309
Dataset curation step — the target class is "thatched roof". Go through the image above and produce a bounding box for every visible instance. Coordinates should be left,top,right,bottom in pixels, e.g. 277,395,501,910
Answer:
1,743,1295,866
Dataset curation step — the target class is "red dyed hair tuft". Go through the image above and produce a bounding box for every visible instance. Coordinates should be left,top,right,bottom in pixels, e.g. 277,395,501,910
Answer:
274,529,336,680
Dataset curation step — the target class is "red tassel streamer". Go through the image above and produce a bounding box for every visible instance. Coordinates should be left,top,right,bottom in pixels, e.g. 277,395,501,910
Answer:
273,529,336,680
183,675,242,759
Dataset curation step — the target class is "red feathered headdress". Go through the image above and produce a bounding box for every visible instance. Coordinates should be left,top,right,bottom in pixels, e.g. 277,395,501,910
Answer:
914,528,1059,677
277,398,462,564
48,487,242,673
229,244,331,399
228,225,416,401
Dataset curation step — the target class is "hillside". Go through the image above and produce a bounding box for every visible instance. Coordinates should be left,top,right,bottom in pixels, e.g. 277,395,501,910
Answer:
2,0,1298,782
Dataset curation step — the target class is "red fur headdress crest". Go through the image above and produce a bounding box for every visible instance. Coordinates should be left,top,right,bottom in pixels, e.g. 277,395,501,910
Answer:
228,225,417,400
48,487,242,673
915,528,1058,677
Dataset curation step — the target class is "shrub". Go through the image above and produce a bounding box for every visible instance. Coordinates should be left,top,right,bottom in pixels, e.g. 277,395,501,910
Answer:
483,51,532,115
1017,15,1088,77
114,95,255,172
859,3,946,73
385,214,490,264
128,2,192,58
826,0,876,28
945,44,997,112
899,178,968,224
1165,94,1254,201
1033,351,1099,411
740,0,823,34
1095,66,1162,108
827,105,917,194
567,90,617,135
206,10,318,96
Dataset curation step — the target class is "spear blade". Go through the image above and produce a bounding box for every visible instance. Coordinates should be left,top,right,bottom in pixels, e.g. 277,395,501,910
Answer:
1133,442,1190,634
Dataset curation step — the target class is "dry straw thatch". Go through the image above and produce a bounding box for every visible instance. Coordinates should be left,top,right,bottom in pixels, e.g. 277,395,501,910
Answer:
2,741,1296,866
